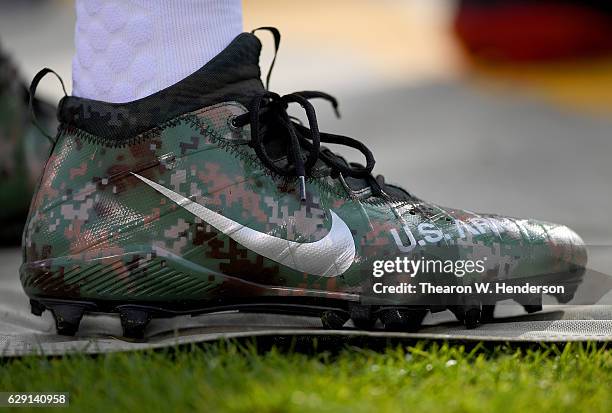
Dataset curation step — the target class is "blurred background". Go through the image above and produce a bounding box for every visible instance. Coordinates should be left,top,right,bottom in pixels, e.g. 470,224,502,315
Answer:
1,0,611,278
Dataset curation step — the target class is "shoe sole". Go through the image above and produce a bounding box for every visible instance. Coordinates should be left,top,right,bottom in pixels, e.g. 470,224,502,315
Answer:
21,250,585,340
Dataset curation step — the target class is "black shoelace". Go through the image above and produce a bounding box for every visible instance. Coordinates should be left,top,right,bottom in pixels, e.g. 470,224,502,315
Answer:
232,27,386,201
231,90,380,201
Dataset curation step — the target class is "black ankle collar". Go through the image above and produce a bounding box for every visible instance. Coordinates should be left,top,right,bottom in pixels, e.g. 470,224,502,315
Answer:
58,32,265,142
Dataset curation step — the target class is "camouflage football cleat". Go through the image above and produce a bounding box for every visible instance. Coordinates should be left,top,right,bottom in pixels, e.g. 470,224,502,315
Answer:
21,29,587,339
0,45,55,245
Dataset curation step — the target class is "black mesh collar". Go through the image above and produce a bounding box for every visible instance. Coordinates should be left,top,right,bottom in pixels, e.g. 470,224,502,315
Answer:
58,33,265,142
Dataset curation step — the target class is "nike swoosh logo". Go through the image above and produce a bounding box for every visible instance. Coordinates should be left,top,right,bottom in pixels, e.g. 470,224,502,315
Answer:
132,173,355,277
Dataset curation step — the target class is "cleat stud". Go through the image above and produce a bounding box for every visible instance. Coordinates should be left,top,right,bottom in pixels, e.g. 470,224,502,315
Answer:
449,306,465,322
352,317,377,330
30,299,46,316
481,305,495,323
555,289,576,304
380,308,427,332
523,304,543,314
119,308,152,340
521,295,543,313
429,305,446,313
380,308,403,331
464,308,481,329
462,296,482,329
320,310,349,329
349,304,376,330
515,294,542,314
50,304,85,336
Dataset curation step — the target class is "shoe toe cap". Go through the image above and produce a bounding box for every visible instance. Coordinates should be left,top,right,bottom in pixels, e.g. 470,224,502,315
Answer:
518,218,587,276
542,221,587,269
464,211,588,278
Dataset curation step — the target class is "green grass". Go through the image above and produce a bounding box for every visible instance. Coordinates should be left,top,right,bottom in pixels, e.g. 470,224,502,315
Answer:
1,341,610,413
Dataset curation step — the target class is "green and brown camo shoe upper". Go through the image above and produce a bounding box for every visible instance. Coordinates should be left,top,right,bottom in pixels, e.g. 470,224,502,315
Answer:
20,30,587,337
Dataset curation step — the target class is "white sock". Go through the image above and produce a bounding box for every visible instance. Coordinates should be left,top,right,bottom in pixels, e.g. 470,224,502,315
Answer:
72,0,243,103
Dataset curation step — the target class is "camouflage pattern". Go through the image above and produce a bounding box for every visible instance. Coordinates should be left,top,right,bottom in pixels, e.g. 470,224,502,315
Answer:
20,100,587,306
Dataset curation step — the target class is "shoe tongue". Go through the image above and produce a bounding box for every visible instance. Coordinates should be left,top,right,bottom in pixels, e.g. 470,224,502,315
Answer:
58,33,265,142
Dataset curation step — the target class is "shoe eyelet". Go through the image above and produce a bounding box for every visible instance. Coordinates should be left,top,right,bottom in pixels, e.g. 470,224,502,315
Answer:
228,115,240,131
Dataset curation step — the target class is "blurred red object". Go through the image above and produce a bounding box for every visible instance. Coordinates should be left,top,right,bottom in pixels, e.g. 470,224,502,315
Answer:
454,0,612,62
